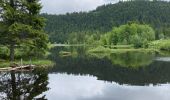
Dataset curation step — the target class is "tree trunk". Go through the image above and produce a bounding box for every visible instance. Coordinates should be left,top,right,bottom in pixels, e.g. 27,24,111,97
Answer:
10,0,14,7
10,44,15,61
11,71,17,100
9,0,15,62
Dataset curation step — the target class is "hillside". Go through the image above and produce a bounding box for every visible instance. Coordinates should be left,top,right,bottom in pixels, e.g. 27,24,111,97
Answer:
42,1,170,43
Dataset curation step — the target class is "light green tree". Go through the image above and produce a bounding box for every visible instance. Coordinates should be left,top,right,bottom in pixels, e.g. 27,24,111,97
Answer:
101,23,155,48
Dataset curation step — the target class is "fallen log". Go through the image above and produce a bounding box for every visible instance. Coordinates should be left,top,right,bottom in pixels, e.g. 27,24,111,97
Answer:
0,65,35,71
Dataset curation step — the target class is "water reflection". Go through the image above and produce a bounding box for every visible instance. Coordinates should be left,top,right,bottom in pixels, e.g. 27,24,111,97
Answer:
47,47,170,100
43,73,170,100
49,47,170,85
1,46,170,100
0,68,49,100
90,51,155,67
155,57,170,62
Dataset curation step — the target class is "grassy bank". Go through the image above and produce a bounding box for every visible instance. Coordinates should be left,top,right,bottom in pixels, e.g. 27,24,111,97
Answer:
88,46,156,54
87,39,170,54
0,43,54,68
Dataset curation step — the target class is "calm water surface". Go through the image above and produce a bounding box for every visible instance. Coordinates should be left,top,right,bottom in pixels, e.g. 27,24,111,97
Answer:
1,47,170,100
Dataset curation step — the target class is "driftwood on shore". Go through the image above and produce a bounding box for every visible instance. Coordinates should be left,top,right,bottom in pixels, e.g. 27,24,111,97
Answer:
0,65,35,71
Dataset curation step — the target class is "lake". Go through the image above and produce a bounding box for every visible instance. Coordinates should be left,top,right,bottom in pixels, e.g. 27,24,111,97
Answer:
0,46,170,100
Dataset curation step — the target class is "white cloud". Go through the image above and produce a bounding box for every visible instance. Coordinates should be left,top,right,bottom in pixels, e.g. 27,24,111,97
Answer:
40,0,118,14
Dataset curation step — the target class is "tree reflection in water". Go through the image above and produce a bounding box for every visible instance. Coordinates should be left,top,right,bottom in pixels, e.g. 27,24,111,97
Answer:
50,51,170,85
0,68,49,100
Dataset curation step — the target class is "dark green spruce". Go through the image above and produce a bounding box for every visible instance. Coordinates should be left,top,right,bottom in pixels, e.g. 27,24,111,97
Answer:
0,0,48,61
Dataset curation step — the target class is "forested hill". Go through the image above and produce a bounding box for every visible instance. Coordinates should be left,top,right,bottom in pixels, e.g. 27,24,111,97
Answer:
42,1,170,43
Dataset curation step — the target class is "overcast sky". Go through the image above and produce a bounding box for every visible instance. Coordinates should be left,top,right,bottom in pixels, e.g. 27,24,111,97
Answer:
40,0,170,15
40,0,118,14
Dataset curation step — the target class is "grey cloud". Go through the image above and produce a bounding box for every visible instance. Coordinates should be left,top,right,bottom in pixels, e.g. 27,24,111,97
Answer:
40,0,119,14
40,0,170,14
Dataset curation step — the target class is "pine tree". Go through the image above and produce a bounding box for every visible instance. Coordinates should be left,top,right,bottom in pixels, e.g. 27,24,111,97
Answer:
0,0,48,61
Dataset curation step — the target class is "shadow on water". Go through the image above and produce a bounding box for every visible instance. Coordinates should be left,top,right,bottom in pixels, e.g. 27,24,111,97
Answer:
49,46,170,86
0,68,49,100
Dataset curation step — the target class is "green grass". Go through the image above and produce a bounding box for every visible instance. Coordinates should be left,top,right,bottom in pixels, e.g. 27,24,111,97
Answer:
0,59,54,68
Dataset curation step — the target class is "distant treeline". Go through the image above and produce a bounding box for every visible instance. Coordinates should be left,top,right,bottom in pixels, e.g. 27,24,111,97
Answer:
42,1,170,43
